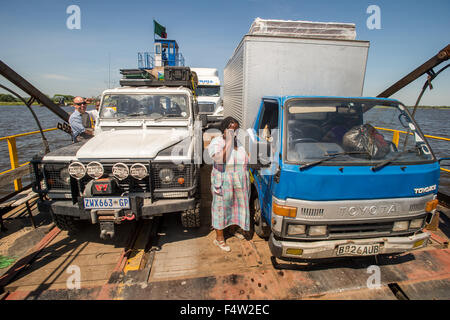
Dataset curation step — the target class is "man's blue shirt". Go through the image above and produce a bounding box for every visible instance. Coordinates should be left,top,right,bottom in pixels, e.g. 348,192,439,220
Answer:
69,109,85,141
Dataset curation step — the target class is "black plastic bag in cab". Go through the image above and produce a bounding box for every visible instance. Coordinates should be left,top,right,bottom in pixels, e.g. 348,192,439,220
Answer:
342,124,391,159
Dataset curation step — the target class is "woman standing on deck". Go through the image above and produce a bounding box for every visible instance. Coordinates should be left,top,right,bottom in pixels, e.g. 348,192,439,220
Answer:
208,117,250,252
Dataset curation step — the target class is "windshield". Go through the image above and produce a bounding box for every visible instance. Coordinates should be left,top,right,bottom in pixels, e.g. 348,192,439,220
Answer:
285,99,434,165
196,86,220,97
100,94,190,119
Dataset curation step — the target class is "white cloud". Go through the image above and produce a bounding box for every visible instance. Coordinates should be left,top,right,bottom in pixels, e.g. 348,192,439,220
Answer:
42,74,71,81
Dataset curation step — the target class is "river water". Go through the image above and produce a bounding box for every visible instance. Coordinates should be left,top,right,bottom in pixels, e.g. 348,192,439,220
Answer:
0,105,449,198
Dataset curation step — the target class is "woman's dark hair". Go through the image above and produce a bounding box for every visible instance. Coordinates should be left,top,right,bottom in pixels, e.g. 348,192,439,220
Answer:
220,116,240,133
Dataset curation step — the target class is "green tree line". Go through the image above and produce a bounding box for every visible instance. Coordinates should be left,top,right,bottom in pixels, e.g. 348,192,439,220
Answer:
0,94,97,104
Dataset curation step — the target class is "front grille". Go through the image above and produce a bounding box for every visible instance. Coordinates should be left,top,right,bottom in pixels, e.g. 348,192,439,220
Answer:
409,203,425,213
43,164,70,191
198,103,215,114
300,207,324,217
328,222,393,237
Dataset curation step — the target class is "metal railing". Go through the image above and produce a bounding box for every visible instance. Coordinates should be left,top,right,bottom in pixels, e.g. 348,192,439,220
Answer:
376,127,450,173
0,128,58,191
137,52,185,69
1,126,448,193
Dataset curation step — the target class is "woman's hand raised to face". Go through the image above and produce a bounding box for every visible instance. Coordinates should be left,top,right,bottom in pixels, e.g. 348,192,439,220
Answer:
224,128,235,145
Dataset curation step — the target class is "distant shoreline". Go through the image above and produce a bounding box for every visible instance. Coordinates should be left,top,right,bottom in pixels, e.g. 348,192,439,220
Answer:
0,102,92,107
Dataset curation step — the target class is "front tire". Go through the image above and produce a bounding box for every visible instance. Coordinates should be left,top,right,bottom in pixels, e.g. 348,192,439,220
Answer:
253,196,270,239
181,201,201,228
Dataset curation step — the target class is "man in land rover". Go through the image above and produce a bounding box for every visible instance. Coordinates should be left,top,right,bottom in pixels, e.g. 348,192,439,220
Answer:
69,96,94,142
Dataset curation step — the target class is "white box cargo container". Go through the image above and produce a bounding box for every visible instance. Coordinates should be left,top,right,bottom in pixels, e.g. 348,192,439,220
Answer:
223,19,370,129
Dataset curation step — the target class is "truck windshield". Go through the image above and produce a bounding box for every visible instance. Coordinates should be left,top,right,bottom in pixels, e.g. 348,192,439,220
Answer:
196,86,220,97
99,94,190,119
285,99,434,166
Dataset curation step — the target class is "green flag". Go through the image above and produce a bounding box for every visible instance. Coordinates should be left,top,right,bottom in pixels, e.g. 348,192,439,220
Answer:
154,20,167,38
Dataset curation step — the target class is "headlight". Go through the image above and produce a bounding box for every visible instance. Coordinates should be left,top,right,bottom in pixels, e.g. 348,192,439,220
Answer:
60,168,71,185
112,163,129,180
86,161,104,179
287,224,306,236
392,220,409,232
308,225,327,236
68,161,86,179
159,168,174,184
130,163,148,180
409,218,424,229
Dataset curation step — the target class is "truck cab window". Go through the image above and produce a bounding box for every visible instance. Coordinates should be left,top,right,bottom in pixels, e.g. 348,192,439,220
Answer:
285,99,434,164
258,101,278,142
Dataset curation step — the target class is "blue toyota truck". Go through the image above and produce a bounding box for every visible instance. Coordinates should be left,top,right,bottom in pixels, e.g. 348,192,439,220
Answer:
223,19,440,260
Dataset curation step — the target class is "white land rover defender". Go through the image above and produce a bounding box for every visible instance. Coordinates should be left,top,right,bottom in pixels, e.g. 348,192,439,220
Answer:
32,67,206,238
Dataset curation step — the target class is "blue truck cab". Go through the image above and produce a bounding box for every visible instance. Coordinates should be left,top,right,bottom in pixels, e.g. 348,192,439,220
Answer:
248,96,440,261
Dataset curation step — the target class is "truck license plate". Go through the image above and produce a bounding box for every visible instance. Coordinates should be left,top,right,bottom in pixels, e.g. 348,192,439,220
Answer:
336,244,380,256
83,197,130,209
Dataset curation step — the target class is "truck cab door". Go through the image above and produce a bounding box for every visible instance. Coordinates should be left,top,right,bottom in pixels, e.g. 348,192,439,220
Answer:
252,99,279,223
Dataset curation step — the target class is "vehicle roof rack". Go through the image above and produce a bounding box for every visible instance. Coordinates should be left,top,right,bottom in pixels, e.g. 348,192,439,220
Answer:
119,66,198,90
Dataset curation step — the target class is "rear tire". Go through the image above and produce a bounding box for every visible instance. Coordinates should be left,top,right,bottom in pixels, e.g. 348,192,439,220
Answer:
181,201,201,228
253,196,270,239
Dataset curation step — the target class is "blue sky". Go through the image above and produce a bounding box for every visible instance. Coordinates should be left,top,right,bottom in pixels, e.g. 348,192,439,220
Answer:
0,0,449,105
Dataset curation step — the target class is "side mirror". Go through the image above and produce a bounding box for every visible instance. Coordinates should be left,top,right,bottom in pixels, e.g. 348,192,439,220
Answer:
193,101,199,115
398,112,411,128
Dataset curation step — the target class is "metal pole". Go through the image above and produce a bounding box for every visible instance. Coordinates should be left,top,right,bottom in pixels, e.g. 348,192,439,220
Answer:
0,60,70,122
377,44,449,98
108,53,111,89
7,137,22,191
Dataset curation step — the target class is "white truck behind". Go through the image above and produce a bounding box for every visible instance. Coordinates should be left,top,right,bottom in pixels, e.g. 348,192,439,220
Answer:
190,68,222,122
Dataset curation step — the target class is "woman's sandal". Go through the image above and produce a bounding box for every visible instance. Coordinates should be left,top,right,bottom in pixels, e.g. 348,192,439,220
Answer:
213,239,231,252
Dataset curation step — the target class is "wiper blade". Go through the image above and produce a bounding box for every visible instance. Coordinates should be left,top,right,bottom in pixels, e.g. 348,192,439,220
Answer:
299,151,370,171
371,148,417,172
